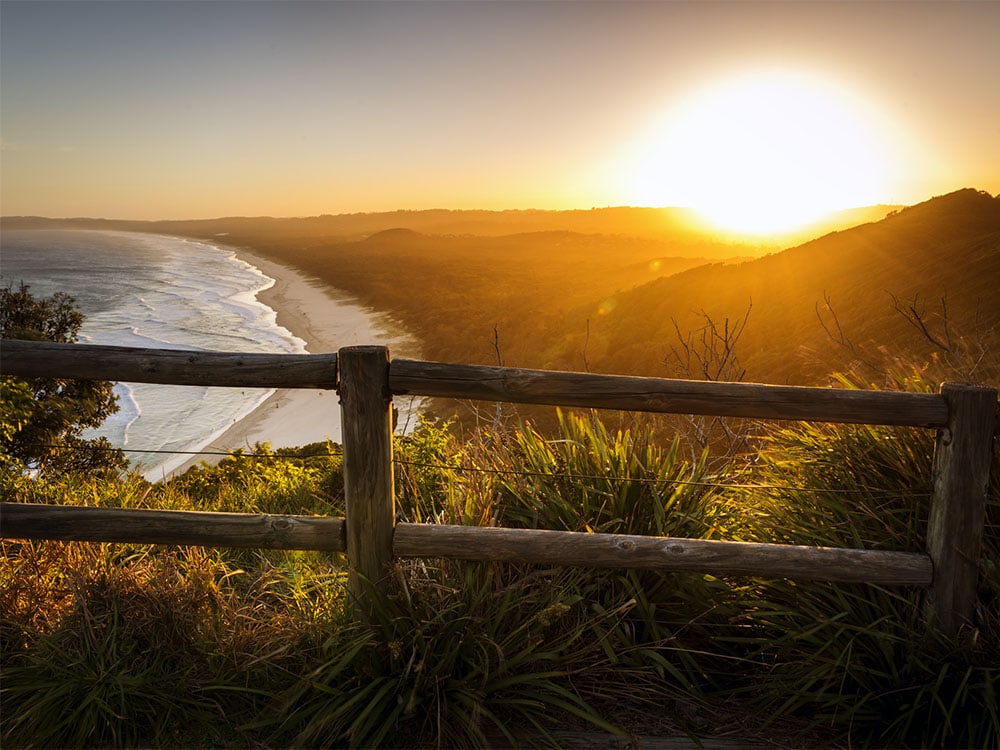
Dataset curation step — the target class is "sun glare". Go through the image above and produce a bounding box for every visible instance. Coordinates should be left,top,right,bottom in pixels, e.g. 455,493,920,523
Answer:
627,71,894,236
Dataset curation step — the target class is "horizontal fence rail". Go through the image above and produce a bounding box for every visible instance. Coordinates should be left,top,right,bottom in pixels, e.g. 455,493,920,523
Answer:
392,523,934,585
0,339,339,389
0,503,346,551
2,339,949,426
0,503,933,586
390,358,951,428
1,339,996,637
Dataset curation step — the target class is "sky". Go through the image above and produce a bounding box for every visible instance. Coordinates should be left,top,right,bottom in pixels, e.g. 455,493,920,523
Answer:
1,0,999,229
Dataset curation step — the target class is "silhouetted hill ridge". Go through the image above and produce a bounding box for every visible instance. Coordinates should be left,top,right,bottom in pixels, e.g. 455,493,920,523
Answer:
1,201,907,256
571,189,1000,384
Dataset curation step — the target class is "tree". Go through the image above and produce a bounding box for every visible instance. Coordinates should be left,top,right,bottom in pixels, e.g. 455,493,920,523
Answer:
1,283,127,476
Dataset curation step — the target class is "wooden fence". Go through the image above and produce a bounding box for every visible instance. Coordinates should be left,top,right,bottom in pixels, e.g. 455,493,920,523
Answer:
1,339,996,637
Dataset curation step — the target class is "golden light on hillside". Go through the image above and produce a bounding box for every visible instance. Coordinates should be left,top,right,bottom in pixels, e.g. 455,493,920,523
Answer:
626,71,894,235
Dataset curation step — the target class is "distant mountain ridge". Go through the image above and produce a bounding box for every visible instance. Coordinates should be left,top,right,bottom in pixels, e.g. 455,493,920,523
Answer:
2,202,902,257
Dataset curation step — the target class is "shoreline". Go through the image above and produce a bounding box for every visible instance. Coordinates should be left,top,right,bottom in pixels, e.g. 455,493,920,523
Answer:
164,245,422,478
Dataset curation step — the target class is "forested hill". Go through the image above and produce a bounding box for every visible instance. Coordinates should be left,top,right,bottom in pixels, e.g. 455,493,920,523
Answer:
230,229,719,366
565,188,1000,384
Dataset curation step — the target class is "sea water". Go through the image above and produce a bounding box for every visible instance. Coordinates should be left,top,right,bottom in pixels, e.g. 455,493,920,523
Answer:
1,229,311,478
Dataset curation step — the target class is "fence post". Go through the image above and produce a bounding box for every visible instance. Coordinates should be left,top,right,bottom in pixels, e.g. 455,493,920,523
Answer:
925,382,997,638
339,345,395,620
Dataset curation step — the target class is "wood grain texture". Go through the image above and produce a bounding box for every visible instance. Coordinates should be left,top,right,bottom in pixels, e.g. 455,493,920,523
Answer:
1,339,338,388
390,359,949,427
926,382,998,636
393,524,933,585
0,503,346,551
339,346,396,610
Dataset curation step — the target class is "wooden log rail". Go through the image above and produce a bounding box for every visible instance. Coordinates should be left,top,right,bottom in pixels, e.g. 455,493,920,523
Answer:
0,339,338,388
389,359,950,428
393,524,933,585
0,504,932,586
0,503,346,551
2,339,948,425
1,339,995,636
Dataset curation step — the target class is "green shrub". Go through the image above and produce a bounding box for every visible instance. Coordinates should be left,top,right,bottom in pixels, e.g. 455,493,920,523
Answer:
168,440,342,516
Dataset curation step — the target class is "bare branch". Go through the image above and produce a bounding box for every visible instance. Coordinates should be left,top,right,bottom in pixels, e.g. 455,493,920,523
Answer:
816,292,881,374
662,303,755,458
891,293,950,352
492,324,504,367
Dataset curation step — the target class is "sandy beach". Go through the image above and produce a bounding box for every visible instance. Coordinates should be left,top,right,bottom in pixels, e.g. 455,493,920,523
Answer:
167,247,423,476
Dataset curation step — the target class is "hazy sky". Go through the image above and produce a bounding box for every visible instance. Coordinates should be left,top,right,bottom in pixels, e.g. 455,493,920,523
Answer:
2,0,998,222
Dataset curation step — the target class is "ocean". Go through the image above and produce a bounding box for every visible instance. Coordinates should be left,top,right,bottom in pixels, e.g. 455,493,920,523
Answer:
1,229,345,478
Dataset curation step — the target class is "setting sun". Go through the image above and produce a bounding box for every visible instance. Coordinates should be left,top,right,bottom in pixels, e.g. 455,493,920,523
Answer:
627,71,895,235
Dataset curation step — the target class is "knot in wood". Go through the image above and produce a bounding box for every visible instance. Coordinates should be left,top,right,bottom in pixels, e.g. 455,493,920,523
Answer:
618,539,635,551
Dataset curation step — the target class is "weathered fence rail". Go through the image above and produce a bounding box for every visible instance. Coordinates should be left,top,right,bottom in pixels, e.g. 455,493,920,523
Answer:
0,339,339,388
391,524,934,585
2,339,951,424
389,358,951,427
0,503,346,551
1,339,996,636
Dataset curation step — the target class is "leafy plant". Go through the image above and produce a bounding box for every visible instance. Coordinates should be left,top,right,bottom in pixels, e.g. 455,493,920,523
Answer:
269,561,661,749
168,440,342,516
718,360,1000,749
0,539,348,749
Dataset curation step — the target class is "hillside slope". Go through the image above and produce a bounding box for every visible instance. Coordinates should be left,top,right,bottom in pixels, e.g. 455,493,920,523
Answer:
241,229,716,365
571,189,1000,384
